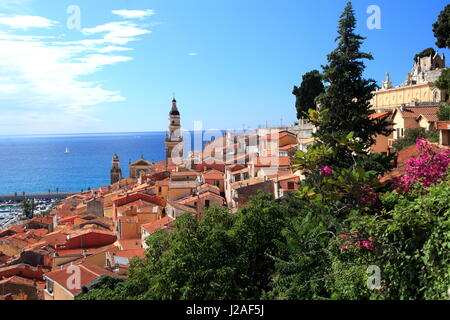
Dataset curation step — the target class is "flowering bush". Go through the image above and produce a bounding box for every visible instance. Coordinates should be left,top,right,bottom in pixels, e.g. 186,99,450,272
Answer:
338,233,375,251
393,138,450,192
359,185,379,205
320,165,333,176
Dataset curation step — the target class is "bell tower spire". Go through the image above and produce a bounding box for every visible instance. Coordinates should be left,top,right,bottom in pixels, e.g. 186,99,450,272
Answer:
110,153,122,184
165,97,183,170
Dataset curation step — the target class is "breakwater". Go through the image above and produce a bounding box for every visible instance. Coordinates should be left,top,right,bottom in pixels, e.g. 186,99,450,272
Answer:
0,192,76,202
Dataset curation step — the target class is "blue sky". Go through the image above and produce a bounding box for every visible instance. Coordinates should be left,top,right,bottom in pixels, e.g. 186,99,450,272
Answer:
0,0,448,135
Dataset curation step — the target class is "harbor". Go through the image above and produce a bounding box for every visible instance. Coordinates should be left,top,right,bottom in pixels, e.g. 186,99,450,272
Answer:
0,198,59,230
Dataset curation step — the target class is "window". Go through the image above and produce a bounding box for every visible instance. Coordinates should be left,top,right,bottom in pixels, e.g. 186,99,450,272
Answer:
205,200,210,207
158,187,162,193
46,280,54,295
288,182,295,190
401,128,404,137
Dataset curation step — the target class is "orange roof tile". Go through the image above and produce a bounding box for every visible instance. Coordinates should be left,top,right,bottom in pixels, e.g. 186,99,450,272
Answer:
44,263,119,296
113,249,145,259
230,177,266,189
202,169,224,180
279,144,298,151
253,156,291,167
117,239,142,250
0,275,35,286
369,111,391,120
397,106,439,120
141,216,174,234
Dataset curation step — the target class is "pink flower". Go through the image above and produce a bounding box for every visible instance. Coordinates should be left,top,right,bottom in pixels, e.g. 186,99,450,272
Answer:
320,165,333,176
361,240,374,250
359,185,378,205
392,139,450,193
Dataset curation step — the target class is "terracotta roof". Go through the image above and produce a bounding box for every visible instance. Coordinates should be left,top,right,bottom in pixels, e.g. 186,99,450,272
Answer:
167,201,197,213
116,239,142,250
437,121,450,130
266,130,295,140
169,182,198,189
0,275,35,286
202,169,224,180
231,167,249,175
44,263,119,296
0,225,25,235
113,249,145,259
416,113,438,122
224,153,255,165
252,156,291,167
228,164,246,172
171,171,201,177
279,144,298,151
28,229,48,238
396,106,439,120
118,199,159,211
266,173,299,182
197,183,221,195
369,111,391,120
141,216,174,234
176,192,224,206
230,177,266,189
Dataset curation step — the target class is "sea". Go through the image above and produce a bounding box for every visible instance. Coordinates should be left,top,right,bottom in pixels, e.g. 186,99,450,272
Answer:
0,131,219,195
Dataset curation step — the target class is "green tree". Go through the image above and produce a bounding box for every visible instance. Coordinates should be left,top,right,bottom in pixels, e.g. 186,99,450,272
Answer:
313,2,392,166
20,199,36,219
78,275,126,300
432,4,450,49
292,70,325,120
435,68,450,96
437,103,450,121
79,194,291,300
346,180,450,300
393,128,439,152
414,48,436,62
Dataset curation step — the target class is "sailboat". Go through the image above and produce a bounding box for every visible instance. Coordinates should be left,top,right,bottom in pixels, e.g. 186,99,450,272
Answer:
65,147,70,154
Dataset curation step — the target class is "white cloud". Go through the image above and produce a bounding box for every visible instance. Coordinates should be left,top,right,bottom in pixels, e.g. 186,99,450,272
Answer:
112,9,155,20
0,14,152,134
83,21,151,44
0,14,57,29
188,52,198,56
0,0,33,11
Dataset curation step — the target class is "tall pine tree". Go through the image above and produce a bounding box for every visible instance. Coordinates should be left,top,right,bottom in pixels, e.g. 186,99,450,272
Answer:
314,2,392,165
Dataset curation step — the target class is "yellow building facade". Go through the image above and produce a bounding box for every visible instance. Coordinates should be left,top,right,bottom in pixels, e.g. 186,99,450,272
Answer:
370,82,445,111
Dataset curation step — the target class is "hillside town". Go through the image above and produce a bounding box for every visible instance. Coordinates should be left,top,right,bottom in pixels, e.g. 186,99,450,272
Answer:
0,50,449,300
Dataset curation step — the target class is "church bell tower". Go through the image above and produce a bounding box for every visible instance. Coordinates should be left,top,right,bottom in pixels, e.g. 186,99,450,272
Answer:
110,154,122,184
165,98,184,169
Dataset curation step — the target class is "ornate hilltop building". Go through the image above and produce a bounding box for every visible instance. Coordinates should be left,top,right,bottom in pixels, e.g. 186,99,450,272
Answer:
165,98,184,169
371,52,447,111
110,154,122,184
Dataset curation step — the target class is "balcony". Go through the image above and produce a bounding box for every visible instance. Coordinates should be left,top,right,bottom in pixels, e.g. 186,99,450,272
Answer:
165,135,183,143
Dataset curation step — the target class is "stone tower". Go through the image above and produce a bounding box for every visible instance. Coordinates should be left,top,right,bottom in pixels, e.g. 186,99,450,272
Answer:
165,98,184,169
110,153,122,184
